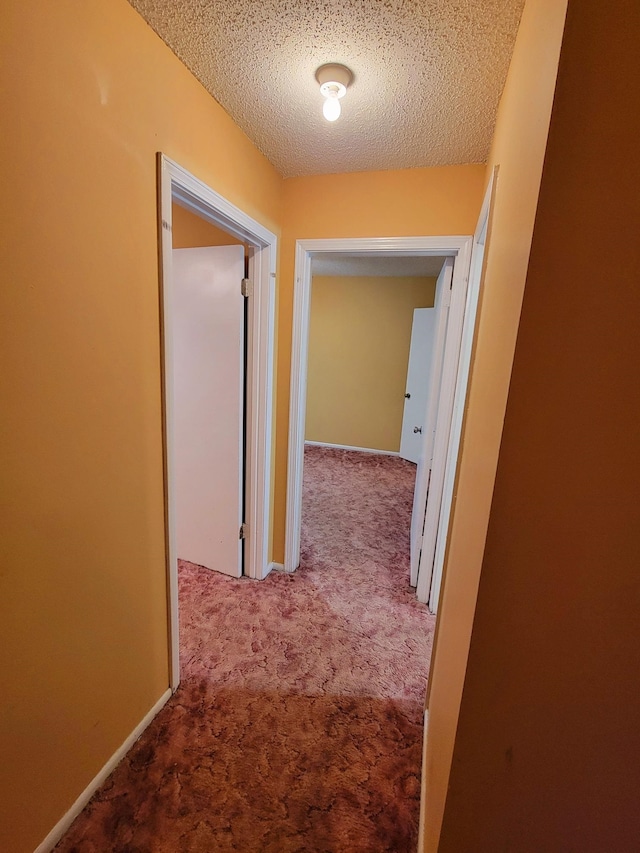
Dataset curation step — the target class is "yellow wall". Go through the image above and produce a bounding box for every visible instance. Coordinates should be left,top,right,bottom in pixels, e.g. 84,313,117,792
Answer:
275,165,486,560
171,202,244,249
439,1,640,849
0,1,281,851
306,275,436,451
420,0,569,850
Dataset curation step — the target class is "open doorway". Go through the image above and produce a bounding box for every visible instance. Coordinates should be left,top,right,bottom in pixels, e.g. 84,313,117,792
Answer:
157,155,277,689
299,253,448,589
285,237,473,611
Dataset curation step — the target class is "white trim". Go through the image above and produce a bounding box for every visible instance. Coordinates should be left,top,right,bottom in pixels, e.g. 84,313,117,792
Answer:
305,440,400,456
267,561,285,573
415,242,473,604
34,689,171,853
284,241,312,573
425,168,498,612
285,236,472,575
418,708,430,844
158,155,276,689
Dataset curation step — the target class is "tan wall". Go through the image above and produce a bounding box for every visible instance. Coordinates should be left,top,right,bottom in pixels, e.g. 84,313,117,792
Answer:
420,0,568,849
306,276,436,451
275,165,486,560
171,202,244,248
438,1,640,849
0,1,281,851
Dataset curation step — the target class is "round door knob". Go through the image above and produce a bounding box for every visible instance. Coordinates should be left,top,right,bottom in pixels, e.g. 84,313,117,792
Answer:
405,393,411,399
413,426,422,434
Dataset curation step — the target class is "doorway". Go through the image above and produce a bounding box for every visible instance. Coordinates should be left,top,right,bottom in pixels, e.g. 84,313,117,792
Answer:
284,237,473,608
301,254,447,580
157,155,277,689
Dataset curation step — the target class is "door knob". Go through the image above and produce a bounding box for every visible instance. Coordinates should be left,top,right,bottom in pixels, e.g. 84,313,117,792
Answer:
413,426,422,434
405,393,411,399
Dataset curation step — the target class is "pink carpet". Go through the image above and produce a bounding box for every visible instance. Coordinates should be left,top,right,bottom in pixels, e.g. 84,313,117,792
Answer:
56,446,435,852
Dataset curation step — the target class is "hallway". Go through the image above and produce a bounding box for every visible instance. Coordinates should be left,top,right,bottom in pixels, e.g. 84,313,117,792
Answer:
56,447,435,852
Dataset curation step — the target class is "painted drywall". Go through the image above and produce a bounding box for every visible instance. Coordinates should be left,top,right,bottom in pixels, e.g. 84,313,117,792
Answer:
306,275,436,451
419,0,569,850
171,202,244,248
275,164,486,560
438,1,640,849
0,1,281,850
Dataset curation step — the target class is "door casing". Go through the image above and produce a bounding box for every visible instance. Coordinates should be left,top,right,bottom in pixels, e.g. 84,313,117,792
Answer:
158,154,277,690
418,168,498,611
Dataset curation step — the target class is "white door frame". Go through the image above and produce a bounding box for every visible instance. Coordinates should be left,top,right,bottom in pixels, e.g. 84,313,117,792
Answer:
284,236,473,576
158,154,277,690
419,168,498,610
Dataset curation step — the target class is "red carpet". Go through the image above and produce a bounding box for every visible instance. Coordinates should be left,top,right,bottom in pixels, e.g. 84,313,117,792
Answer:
56,447,435,852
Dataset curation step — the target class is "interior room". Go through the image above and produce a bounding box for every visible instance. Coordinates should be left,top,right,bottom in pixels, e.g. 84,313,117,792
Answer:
2,1,639,852
305,256,439,460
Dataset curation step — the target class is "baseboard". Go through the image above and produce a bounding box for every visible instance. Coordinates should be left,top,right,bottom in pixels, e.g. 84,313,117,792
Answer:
267,561,285,574
35,687,172,853
304,440,399,456
417,708,429,848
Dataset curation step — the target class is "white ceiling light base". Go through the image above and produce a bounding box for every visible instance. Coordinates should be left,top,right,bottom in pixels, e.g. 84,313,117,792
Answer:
315,63,353,122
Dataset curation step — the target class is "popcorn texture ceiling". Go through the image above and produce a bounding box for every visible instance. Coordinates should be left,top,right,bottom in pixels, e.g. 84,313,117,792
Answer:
128,0,525,178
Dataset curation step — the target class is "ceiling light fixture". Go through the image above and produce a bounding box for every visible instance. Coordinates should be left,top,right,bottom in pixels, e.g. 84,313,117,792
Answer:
315,63,353,122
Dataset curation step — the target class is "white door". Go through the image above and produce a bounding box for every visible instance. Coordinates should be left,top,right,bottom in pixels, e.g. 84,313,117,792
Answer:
172,245,245,578
399,308,437,464
410,258,454,586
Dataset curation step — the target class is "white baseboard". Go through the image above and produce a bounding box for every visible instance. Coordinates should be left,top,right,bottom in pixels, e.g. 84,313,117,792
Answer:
267,561,286,574
418,708,429,847
304,440,399,456
35,688,172,853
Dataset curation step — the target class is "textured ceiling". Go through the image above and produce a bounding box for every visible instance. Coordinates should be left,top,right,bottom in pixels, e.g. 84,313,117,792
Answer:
129,0,525,178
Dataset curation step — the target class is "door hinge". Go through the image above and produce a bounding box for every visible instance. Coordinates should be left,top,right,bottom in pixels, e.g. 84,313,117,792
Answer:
161,219,172,233
239,522,247,540
241,278,252,298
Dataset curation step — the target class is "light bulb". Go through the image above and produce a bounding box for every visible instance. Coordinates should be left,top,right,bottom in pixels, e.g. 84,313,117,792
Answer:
323,96,341,122
316,64,353,123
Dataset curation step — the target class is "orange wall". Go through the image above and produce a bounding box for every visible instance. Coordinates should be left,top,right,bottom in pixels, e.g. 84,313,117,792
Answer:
420,0,568,849
0,1,281,851
171,202,245,248
439,1,640,849
274,165,486,560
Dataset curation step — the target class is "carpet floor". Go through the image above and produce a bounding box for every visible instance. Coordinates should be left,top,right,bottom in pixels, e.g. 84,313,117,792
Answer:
55,446,435,852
